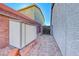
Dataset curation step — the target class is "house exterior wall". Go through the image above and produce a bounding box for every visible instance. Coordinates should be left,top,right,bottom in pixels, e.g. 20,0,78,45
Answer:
0,15,9,48
51,3,79,56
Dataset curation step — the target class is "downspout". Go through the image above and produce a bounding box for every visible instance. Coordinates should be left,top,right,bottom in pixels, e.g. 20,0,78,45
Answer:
50,3,55,35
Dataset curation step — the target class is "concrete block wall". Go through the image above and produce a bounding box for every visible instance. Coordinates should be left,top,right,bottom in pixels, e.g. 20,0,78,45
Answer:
52,3,79,56
52,4,66,55
0,15,9,48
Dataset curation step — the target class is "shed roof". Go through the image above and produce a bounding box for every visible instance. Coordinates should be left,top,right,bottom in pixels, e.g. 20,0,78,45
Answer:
0,3,41,25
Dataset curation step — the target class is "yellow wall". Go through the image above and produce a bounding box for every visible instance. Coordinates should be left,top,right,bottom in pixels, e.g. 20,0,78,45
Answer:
19,5,44,25
19,7,35,20
34,7,44,25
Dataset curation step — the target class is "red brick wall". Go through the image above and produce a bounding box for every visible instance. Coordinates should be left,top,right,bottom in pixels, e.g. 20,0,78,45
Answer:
0,15,9,48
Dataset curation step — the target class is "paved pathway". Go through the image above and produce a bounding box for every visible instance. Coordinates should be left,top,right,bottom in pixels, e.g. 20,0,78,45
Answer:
0,46,13,56
27,34,62,56
0,34,62,56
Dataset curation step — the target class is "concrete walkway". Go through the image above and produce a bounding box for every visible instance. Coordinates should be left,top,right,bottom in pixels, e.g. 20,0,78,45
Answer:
26,34,62,56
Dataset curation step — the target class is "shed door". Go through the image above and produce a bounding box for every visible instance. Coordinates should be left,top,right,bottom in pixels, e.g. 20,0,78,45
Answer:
25,25,37,45
9,20,21,48
9,20,37,49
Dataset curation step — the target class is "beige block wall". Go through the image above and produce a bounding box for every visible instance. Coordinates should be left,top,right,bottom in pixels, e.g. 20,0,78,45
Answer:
52,3,79,56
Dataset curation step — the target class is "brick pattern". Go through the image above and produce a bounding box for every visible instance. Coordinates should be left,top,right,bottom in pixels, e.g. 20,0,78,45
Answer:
0,39,37,56
0,15,9,48
0,46,12,56
20,39,37,56
27,35,62,56
8,48,21,56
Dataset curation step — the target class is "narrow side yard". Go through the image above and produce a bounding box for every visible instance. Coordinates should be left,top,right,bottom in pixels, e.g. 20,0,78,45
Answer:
0,35,62,56
26,35,62,56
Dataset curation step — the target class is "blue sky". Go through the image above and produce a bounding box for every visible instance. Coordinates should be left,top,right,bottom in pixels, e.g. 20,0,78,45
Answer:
4,3,51,26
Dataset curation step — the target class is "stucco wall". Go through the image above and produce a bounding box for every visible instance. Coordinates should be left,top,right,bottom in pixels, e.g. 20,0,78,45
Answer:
52,3,79,56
